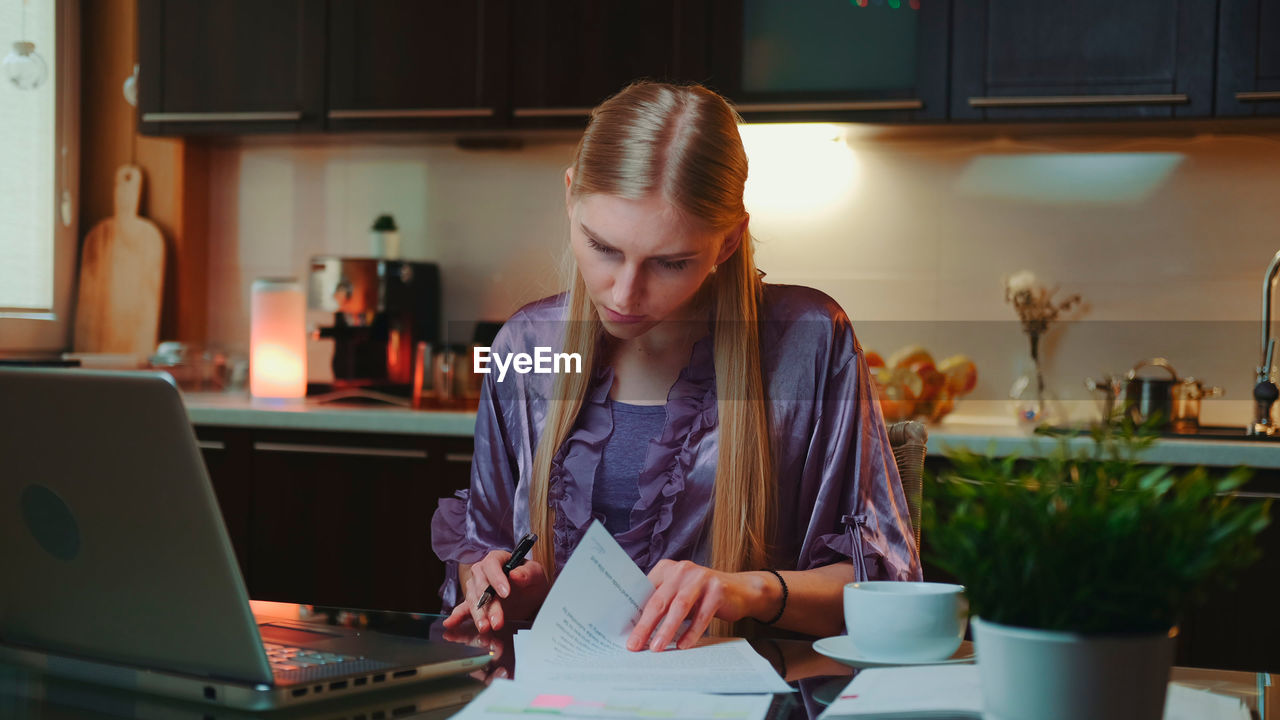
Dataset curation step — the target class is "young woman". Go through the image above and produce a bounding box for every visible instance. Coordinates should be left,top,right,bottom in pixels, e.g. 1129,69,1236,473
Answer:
433,81,920,652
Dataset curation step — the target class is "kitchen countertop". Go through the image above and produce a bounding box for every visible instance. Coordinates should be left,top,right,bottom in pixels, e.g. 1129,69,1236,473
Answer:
181,393,1280,469
928,419,1280,470
182,391,478,437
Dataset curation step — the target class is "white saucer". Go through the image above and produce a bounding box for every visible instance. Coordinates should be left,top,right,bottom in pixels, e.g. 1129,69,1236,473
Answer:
812,635,975,668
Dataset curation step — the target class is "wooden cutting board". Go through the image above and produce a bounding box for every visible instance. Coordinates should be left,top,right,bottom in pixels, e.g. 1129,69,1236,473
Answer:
73,165,166,355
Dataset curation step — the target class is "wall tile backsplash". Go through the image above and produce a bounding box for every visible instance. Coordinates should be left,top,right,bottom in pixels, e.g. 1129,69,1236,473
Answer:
204,128,1280,426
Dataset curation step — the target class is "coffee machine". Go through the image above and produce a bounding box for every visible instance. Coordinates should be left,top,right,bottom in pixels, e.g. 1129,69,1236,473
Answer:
308,256,441,389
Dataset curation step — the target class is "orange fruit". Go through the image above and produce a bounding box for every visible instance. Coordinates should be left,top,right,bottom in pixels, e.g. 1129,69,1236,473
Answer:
874,367,924,401
878,397,915,422
938,355,978,396
865,350,885,369
919,390,955,423
912,363,946,403
888,344,934,370
871,367,919,421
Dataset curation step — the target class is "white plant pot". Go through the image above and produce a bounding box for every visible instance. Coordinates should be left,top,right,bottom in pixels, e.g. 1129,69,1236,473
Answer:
972,617,1175,720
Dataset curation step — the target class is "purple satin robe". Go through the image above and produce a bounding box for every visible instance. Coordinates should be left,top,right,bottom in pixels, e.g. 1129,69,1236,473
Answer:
431,284,922,608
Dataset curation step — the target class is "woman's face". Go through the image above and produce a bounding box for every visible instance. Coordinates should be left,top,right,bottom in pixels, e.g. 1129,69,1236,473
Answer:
567,189,736,341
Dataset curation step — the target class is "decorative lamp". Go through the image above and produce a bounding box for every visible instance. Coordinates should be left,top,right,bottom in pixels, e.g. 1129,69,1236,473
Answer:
249,278,306,400
3,40,46,90
3,1,48,91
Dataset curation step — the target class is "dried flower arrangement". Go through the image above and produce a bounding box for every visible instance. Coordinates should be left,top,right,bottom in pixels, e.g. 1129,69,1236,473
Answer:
1004,271,1083,423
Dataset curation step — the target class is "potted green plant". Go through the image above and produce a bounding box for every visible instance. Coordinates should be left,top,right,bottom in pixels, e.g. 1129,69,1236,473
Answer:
924,422,1270,720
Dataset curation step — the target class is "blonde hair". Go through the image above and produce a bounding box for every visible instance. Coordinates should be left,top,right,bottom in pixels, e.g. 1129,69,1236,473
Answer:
530,83,775,632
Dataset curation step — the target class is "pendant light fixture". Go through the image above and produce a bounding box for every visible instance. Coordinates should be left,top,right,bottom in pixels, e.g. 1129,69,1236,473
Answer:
3,0,47,90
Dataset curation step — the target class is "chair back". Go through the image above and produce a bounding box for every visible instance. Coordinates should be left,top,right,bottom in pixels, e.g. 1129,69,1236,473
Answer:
886,420,927,549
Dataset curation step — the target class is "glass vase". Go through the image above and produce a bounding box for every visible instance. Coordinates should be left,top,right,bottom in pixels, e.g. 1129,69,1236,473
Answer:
1010,355,1056,428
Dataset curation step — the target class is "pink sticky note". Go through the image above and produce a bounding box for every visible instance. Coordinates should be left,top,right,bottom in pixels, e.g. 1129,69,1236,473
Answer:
531,694,575,709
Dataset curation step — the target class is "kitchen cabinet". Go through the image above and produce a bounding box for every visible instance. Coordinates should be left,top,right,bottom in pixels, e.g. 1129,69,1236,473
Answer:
950,0,1217,121
194,425,473,613
139,0,713,135
194,426,254,582
507,0,715,129
326,0,507,132
137,0,326,135
139,0,1272,135
1217,0,1280,116
710,0,950,123
1172,477,1280,672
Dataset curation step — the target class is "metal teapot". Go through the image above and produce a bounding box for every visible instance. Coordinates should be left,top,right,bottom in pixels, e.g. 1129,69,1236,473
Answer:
1114,359,1223,432
1123,358,1180,429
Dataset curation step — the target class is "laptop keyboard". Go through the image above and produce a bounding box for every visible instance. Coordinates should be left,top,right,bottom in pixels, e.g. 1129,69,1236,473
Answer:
263,642,362,672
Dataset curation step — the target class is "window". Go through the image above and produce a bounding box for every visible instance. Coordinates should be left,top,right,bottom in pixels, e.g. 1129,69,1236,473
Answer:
0,0,78,352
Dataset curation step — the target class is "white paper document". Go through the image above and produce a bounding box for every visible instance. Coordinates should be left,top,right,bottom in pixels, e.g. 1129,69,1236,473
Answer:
1164,683,1251,720
450,679,774,720
817,666,1253,720
818,665,982,719
513,520,793,694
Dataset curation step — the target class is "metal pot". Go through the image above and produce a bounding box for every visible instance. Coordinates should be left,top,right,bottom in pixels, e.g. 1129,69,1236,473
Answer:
1124,358,1179,429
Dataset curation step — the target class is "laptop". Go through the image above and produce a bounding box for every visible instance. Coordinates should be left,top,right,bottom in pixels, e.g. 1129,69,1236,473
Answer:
1,662,485,720
0,367,491,710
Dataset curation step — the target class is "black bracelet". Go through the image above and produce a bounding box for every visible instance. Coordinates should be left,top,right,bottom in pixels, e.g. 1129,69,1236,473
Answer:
761,569,788,625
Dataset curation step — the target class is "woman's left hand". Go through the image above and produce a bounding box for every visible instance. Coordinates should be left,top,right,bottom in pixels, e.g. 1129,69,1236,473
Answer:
625,560,771,652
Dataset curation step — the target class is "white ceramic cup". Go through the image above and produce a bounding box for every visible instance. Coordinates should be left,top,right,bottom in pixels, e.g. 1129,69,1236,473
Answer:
844,581,968,662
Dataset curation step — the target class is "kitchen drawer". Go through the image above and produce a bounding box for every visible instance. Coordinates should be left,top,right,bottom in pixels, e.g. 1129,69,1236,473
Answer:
193,426,473,613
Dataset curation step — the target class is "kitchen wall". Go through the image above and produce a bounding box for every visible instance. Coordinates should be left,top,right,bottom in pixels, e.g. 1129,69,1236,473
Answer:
81,0,210,344
203,124,1280,426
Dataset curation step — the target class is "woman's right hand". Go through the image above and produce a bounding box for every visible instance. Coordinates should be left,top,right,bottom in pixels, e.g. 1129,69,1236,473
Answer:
442,550,550,632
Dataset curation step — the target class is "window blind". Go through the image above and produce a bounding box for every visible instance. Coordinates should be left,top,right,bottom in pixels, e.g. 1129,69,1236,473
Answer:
0,0,56,315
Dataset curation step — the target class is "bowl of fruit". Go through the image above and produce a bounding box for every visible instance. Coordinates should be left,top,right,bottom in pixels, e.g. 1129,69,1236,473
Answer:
866,345,977,424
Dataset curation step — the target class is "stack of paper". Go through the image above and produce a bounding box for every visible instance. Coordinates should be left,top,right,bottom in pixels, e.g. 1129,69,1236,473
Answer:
512,521,793,695
1164,684,1252,720
817,665,982,719
816,665,1252,720
451,680,774,720
450,521,790,720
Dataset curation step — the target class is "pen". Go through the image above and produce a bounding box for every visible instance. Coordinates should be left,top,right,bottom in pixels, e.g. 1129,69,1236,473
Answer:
475,532,538,610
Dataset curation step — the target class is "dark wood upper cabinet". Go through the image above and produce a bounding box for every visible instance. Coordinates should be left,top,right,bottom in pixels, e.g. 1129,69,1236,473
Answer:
507,0,715,129
140,1,1275,134
1218,0,1280,116
137,0,326,135
710,0,951,123
951,0,1217,121
326,0,507,131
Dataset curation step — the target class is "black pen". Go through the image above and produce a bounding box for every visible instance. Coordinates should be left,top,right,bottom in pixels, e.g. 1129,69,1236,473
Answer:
475,532,538,610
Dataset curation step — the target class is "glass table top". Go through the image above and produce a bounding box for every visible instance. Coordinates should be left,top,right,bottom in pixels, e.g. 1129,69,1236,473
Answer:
0,601,1270,720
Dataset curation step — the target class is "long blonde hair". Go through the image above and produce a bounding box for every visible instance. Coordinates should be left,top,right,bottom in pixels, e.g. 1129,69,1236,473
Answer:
530,83,774,624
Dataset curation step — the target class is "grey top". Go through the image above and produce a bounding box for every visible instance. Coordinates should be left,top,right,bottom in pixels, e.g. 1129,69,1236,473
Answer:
594,399,667,534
